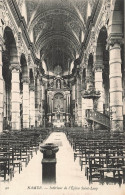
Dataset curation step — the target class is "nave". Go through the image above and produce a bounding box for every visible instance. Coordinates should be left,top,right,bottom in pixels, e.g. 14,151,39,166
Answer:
0,129,125,195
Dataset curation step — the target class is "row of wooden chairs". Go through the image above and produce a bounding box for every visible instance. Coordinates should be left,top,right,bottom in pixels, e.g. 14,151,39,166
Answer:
0,128,52,182
65,128,125,186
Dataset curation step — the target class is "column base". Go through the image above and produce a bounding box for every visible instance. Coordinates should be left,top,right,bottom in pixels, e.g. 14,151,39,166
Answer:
11,122,20,130
110,120,123,132
23,123,30,129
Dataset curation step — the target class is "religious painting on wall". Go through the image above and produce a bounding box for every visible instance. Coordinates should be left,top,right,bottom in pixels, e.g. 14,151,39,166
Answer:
53,93,64,112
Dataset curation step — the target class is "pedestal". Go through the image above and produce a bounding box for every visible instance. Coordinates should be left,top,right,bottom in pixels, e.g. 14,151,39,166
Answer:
40,143,59,184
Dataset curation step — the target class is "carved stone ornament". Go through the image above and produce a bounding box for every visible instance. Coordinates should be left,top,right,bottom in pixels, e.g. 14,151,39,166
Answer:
30,84,35,91
106,34,123,49
94,61,104,71
23,76,29,83
9,63,21,71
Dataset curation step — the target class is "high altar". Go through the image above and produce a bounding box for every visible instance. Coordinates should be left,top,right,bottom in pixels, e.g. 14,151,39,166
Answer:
46,74,71,127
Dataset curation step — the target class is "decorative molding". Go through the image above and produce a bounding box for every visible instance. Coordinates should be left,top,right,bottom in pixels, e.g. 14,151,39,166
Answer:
30,84,35,91
94,65,104,72
10,63,21,71
106,34,123,49
22,76,29,83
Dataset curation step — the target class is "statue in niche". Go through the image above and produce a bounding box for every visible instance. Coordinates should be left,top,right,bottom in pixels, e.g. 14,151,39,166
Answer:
57,104,60,112
56,79,61,89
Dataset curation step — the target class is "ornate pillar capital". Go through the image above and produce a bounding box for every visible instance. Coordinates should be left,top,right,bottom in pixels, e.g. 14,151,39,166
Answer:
10,63,21,71
106,34,123,49
22,76,29,83
94,61,104,71
30,84,35,91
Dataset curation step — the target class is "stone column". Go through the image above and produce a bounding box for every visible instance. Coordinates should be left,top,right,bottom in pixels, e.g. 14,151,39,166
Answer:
123,1,125,123
86,68,93,90
76,76,82,126
35,77,40,127
82,98,87,127
30,85,35,127
40,81,43,126
0,38,3,132
74,82,77,125
108,37,123,131
66,94,68,113
69,93,71,113
23,77,29,129
51,98,53,113
10,64,21,130
64,98,66,113
94,65,103,113
0,2,4,132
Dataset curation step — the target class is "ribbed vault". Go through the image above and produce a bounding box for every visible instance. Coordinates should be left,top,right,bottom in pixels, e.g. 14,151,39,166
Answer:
25,0,95,73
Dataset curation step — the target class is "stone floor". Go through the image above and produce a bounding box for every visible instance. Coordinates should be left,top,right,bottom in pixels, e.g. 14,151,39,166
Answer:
0,132,125,195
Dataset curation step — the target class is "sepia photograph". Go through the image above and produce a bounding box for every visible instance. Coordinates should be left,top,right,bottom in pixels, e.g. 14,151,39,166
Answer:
0,0,125,194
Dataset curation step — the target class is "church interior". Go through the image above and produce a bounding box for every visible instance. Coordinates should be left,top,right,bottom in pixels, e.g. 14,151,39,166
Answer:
0,0,125,194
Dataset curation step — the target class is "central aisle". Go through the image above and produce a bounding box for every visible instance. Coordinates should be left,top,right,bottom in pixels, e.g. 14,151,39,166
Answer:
1,132,124,195
44,132,87,186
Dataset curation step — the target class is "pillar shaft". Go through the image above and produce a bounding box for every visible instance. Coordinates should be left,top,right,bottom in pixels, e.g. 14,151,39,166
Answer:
0,42,3,132
64,98,66,113
95,67,103,113
35,78,40,127
40,83,43,126
82,98,88,126
11,66,20,130
30,86,35,127
0,3,4,132
86,69,93,90
23,81,29,128
109,42,123,131
66,94,69,113
76,77,82,126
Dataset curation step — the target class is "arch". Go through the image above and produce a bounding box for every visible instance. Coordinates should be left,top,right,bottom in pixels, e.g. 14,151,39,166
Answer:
88,53,94,80
20,53,28,78
95,26,109,115
82,68,86,90
20,53,28,96
29,69,34,82
3,26,18,64
2,26,18,130
86,53,94,90
108,0,124,35
96,26,108,64
42,60,47,74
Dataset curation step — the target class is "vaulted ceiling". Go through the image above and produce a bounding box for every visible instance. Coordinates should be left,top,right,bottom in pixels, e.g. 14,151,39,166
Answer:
25,0,95,73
